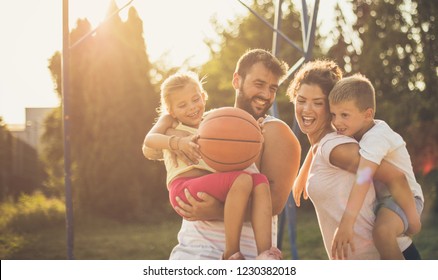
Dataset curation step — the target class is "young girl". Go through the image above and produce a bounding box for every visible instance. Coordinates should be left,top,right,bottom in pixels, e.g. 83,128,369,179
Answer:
142,71,281,260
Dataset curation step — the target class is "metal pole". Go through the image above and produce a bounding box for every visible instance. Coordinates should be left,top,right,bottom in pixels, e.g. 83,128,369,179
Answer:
237,0,305,55
237,0,319,260
270,0,282,117
300,0,309,50
70,0,135,50
62,0,74,260
60,0,135,260
305,0,319,60
269,0,299,260
271,0,282,59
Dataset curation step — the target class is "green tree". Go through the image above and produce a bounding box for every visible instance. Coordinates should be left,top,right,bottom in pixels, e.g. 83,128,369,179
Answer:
324,3,356,71
0,118,12,201
0,118,43,200
349,0,437,175
323,0,438,209
201,0,310,126
44,2,166,221
342,0,438,127
40,107,64,198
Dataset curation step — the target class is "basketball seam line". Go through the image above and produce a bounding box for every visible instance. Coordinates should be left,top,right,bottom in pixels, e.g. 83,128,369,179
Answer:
201,115,260,130
201,153,259,165
200,138,261,143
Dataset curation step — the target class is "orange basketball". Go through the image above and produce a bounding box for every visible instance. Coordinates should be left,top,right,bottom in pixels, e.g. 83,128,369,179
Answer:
198,107,263,172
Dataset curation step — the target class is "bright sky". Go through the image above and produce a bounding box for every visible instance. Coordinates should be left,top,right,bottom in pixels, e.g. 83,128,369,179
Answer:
0,0,338,125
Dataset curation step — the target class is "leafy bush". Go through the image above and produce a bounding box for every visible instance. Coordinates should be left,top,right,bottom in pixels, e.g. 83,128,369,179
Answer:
0,192,65,233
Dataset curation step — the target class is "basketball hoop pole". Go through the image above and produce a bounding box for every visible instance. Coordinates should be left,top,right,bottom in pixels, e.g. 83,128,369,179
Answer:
61,0,135,260
270,0,283,118
62,0,74,260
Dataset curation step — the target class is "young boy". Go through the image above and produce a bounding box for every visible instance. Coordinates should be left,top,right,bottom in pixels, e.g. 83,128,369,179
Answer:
328,73,424,260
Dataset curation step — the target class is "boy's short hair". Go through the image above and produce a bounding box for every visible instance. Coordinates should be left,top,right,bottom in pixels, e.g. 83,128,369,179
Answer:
329,73,376,113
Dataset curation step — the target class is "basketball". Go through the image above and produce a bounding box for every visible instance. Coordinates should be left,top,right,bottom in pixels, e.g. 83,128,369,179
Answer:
198,107,263,172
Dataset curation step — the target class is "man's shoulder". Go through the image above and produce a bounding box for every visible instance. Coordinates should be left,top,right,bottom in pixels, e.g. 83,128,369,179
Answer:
263,115,297,140
263,115,284,124
262,116,301,161
263,115,291,131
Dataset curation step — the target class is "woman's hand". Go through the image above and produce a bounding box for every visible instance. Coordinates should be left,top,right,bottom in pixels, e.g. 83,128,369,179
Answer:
331,222,355,260
292,149,312,207
174,189,224,221
292,181,307,207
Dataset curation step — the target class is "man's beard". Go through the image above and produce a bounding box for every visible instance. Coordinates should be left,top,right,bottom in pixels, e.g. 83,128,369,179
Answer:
236,86,272,119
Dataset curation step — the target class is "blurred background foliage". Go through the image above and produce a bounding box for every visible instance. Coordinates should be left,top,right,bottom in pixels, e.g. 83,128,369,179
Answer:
0,0,437,255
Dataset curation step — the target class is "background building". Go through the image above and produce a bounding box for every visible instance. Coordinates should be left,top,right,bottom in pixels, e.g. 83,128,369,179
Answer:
1,107,54,200
10,107,54,155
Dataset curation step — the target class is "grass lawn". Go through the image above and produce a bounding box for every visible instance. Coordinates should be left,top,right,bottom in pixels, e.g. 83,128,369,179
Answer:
1,216,181,260
1,205,437,260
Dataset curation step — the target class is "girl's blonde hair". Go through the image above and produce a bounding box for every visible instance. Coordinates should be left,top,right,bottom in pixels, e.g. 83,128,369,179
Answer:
158,71,207,116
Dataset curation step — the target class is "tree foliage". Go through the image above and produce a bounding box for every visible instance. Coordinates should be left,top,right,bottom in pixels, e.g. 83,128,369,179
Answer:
38,0,437,220
0,118,43,201
201,0,309,126
0,118,12,201
325,0,437,175
44,3,167,221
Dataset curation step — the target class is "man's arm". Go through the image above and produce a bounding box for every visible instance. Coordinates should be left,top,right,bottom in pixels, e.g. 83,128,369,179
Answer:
174,119,301,220
261,120,301,215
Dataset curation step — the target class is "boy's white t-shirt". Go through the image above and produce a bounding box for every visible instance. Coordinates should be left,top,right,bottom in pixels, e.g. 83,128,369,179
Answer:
359,120,424,201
